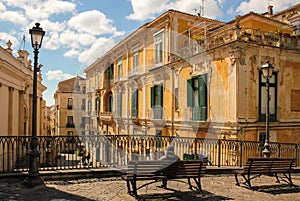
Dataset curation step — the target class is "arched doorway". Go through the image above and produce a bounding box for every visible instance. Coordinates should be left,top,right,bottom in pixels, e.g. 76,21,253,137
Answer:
104,91,113,112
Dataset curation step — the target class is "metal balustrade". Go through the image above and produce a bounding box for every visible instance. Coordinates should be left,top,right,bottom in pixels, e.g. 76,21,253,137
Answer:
0,135,299,173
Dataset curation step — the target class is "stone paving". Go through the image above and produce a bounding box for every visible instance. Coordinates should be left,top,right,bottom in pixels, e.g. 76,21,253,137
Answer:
1,174,300,201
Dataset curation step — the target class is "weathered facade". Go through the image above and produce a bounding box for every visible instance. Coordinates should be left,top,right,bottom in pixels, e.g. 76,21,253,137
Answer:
53,76,86,137
0,41,47,136
84,5,300,144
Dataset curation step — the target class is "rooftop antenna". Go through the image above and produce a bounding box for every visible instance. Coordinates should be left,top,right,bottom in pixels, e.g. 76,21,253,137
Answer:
19,34,26,50
194,0,205,17
201,0,204,17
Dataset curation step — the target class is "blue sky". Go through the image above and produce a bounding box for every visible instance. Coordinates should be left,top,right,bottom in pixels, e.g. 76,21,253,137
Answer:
0,0,298,106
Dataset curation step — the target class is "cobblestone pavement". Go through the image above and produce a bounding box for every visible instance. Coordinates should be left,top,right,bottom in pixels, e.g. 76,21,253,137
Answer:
1,174,300,201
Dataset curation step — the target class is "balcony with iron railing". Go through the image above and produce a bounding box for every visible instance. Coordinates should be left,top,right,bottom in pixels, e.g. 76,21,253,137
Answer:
99,111,113,121
103,78,114,88
183,107,207,121
127,66,147,78
66,123,75,128
174,27,300,60
131,108,138,119
149,106,165,120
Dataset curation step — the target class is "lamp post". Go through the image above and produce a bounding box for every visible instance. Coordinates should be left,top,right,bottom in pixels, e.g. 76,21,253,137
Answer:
24,22,45,187
261,60,274,158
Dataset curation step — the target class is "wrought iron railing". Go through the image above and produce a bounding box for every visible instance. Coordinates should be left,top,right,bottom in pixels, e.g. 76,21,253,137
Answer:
0,135,299,173
175,27,300,60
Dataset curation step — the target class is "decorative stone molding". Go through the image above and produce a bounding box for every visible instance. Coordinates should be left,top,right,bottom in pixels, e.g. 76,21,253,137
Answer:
6,40,13,54
229,46,246,65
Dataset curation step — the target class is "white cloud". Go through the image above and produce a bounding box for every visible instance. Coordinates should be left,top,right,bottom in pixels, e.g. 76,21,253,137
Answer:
43,0,76,15
127,0,223,21
227,6,234,15
0,32,19,50
217,0,226,6
0,2,6,11
236,0,300,15
78,37,116,65
0,11,28,25
127,0,170,21
60,30,96,48
0,0,33,7
22,0,76,21
64,49,79,58
68,10,118,36
44,32,60,50
46,70,74,80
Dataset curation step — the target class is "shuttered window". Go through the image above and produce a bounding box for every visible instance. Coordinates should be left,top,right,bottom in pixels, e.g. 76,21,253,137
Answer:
117,92,122,117
187,74,207,121
151,84,163,119
131,89,138,118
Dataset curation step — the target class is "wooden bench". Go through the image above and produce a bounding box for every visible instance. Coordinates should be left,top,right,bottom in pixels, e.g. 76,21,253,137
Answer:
161,160,208,192
235,157,296,189
121,160,171,197
121,160,207,197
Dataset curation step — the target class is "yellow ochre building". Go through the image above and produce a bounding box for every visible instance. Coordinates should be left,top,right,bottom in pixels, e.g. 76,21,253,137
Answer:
81,4,300,144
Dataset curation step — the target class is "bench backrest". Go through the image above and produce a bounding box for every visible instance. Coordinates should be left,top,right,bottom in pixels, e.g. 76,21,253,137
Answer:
126,160,174,176
162,160,207,178
243,158,296,174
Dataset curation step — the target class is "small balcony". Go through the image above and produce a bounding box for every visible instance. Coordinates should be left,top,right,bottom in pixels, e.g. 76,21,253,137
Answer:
149,107,164,120
175,27,300,60
131,108,138,119
103,78,114,88
183,107,207,121
99,112,113,121
66,123,75,128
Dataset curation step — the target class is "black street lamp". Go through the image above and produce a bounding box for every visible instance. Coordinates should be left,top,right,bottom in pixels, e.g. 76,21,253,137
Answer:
261,60,274,158
24,22,45,187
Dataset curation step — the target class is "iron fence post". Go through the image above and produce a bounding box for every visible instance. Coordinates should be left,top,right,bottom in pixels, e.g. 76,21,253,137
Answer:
194,138,198,160
217,139,221,167
239,140,243,167
296,144,299,167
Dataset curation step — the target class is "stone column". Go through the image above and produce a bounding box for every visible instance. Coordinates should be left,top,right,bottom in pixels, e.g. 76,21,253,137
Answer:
19,90,25,136
8,87,14,136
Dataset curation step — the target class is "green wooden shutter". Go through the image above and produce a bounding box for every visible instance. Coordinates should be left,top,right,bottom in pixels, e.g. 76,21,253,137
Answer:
135,90,138,112
158,84,163,107
117,92,122,117
199,74,207,120
151,86,155,108
131,89,138,117
187,79,193,107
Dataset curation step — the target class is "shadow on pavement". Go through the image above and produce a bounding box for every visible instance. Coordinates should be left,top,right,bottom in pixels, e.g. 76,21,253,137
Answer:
254,184,300,195
136,189,232,201
0,181,94,201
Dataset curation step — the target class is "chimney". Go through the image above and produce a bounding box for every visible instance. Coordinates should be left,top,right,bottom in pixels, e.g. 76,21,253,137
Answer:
268,5,273,16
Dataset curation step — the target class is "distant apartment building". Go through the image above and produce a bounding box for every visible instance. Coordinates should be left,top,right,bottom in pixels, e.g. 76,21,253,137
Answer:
83,5,300,145
53,76,86,137
49,105,57,136
0,40,47,136
270,4,300,35
41,101,51,136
